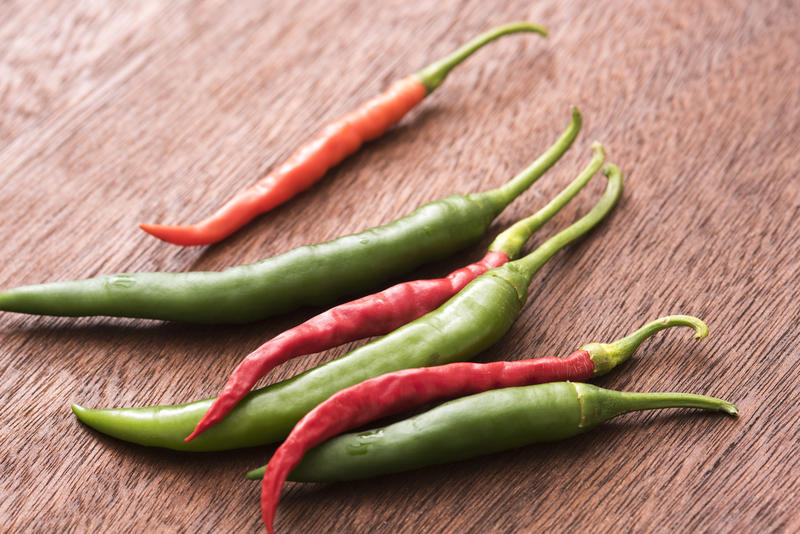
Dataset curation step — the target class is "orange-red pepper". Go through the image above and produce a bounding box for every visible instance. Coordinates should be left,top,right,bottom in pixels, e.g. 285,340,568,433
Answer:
184,142,608,442
140,22,547,246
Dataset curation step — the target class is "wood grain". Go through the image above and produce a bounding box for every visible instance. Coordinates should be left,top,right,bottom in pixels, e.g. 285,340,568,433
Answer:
1,1,798,532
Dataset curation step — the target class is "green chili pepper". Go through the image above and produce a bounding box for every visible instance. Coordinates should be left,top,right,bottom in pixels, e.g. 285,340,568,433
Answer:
0,110,580,324
71,162,623,451
246,382,737,482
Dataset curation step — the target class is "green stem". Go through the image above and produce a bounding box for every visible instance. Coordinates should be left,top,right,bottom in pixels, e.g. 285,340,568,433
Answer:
583,315,709,376
575,383,738,430
512,163,623,278
414,22,548,93
474,107,582,214
489,142,605,258
616,391,738,415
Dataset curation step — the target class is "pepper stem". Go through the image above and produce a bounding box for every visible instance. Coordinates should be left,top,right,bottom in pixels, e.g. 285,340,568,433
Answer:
489,142,605,259
613,391,738,415
574,383,738,431
511,163,623,279
582,315,709,376
414,22,548,93
472,107,582,216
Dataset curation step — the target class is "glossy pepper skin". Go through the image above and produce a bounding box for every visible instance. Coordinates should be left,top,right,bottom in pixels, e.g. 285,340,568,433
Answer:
140,22,548,246
245,314,708,479
0,109,580,323
246,316,708,531
185,144,607,441
71,162,623,452
278,382,737,484
256,382,735,533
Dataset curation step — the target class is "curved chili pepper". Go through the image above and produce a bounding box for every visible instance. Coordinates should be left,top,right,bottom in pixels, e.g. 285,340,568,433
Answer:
184,143,606,441
247,316,708,532
139,22,548,246
246,314,708,475
258,381,736,532
70,162,623,451
0,108,579,323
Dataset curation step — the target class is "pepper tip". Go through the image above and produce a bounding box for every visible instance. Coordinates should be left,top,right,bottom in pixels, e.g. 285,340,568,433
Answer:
184,426,202,442
139,222,207,246
245,468,263,480
138,222,162,238
71,403,87,420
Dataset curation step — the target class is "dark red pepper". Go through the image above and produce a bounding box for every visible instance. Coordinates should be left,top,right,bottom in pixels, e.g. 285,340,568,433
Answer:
253,315,708,533
185,144,608,441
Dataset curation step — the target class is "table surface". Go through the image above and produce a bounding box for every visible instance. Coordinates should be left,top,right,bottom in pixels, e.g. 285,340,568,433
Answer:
1,1,798,532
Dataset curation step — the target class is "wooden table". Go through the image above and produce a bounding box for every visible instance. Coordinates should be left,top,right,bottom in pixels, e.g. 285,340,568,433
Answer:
2,1,798,532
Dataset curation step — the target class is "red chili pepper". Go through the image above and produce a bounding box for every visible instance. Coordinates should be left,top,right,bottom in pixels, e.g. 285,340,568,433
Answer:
183,251,507,440
184,143,607,442
257,316,708,533
139,22,547,246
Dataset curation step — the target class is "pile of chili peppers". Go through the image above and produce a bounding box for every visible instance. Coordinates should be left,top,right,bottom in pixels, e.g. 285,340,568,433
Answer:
0,22,738,533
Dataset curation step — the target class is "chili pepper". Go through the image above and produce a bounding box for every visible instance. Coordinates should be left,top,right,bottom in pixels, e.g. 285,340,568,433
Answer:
256,382,736,533
184,143,607,441
0,109,579,323
71,162,623,451
246,316,708,531
139,22,548,246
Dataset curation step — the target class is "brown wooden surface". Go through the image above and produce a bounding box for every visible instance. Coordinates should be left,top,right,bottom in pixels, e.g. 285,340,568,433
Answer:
1,1,798,532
